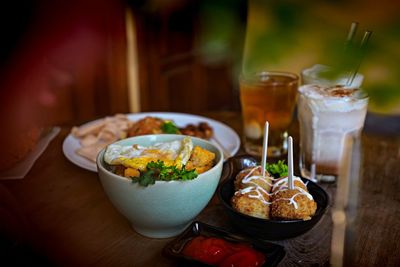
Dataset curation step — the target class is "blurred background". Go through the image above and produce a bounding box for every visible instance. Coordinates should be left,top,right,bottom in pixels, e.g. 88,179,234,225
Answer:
0,0,399,128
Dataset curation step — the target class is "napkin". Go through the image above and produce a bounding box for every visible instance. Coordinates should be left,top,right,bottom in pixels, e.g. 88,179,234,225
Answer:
0,127,61,179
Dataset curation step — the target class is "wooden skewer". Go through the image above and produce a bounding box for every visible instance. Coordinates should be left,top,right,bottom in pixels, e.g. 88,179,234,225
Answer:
288,136,294,190
261,122,269,178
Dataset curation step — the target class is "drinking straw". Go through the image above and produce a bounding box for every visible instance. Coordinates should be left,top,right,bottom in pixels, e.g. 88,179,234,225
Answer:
346,30,373,86
288,136,294,190
261,121,269,178
345,21,359,51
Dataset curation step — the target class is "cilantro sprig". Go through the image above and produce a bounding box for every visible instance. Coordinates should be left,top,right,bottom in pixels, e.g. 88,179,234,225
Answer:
266,160,288,178
161,121,180,134
130,160,198,187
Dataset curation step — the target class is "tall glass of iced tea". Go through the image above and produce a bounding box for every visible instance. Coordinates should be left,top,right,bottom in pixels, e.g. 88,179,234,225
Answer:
239,71,299,157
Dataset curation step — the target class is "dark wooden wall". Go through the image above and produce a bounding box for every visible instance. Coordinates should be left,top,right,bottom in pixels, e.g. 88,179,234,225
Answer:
133,1,245,113
0,0,130,127
1,0,246,128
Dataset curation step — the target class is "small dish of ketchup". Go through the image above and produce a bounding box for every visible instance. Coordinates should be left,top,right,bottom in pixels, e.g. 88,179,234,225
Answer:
182,235,266,267
163,221,285,267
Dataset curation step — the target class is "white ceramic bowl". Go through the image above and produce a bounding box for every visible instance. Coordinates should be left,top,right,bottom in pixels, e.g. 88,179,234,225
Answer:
96,134,223,238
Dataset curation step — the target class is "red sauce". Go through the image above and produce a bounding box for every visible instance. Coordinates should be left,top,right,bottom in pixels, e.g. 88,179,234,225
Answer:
182,236,266,267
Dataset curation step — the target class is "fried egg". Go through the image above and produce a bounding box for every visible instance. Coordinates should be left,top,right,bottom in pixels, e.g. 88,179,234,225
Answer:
104,137,193,170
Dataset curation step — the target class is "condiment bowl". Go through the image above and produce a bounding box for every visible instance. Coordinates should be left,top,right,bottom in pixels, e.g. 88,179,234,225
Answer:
217,155,329,240
97,134,223,238
163,221,286,267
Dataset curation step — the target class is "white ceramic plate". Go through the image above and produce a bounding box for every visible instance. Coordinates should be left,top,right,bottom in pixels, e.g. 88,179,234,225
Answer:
63,112,241,172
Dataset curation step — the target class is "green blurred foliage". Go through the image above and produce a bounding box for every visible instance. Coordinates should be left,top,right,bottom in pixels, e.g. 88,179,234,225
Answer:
243,0,308,69
196,0,400,114
197,0,247,67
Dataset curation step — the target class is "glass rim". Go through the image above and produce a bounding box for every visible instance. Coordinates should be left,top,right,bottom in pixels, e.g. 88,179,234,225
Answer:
298,84,369,101
240,71,299,85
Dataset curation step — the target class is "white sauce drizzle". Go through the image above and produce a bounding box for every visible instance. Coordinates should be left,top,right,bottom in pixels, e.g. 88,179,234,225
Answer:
274,193,305,209
236,166,273,204
234,166,314,209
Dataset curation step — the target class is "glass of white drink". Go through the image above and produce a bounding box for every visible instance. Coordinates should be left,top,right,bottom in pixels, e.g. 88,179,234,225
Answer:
297,85,368,182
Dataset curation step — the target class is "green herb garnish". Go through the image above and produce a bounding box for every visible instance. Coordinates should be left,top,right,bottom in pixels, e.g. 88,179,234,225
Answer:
161,121,180,134
130,160,198,187
266,160,288,178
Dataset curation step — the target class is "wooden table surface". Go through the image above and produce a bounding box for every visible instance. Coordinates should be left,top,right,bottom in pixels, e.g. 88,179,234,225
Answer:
1,112,399,266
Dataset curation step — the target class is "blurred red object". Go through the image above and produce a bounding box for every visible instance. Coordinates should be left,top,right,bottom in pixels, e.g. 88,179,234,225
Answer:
0,0,125,170
182,236,266,267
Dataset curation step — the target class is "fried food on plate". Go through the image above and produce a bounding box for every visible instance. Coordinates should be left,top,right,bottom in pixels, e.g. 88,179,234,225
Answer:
271,176,307,193
231,166,273,219
230,163,317,221
270,176,316,220
180,122,213,139
270,186,317,221
234,166,273,193
127,117,164,137
231,188,271,219
71,114,217,164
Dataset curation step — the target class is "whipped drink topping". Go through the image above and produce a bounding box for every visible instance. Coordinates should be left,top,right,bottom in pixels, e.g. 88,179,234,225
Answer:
298,85,368,113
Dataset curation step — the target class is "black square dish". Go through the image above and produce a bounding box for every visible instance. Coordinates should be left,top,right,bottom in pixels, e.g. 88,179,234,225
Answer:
163,221,286,267
217,155,329,240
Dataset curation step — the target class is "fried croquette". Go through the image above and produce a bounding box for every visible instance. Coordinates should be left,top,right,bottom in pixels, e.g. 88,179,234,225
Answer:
231,190,271,219
272,177,307,193
186,146,215,174
234,166,273,192
270,188,317,220
231,165,318,221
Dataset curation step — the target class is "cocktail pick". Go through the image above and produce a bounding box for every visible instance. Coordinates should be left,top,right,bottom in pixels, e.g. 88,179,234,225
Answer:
288,136,294,190
261,121,269,178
